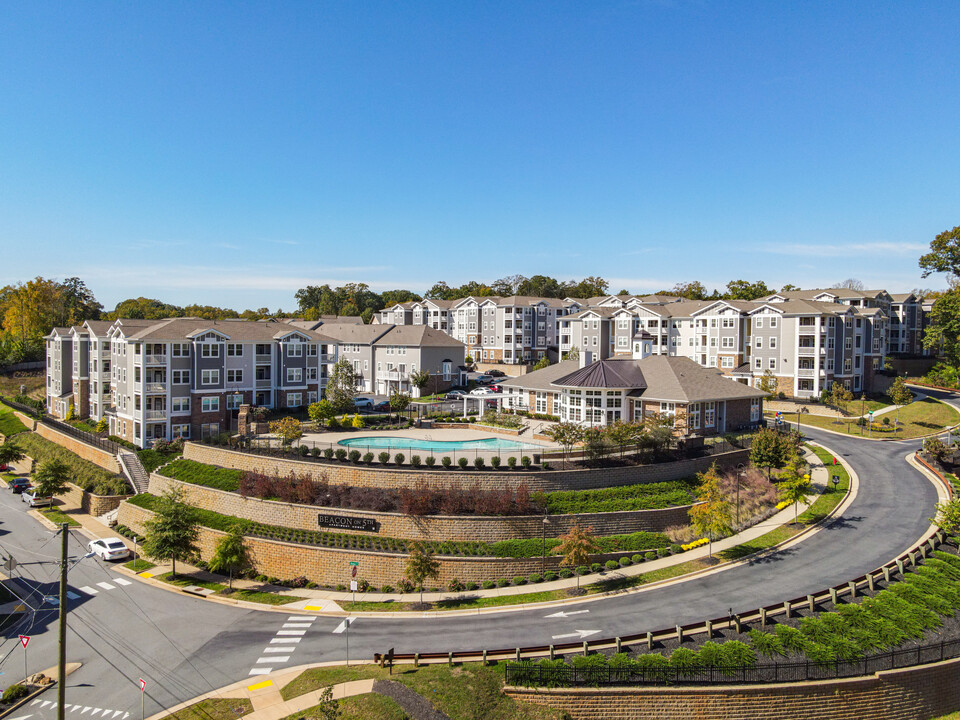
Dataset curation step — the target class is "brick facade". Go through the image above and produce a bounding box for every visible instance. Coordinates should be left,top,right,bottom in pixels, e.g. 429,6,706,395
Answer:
183,442,750,493
117,501,636,586
507,655,960,720
147,473,694,542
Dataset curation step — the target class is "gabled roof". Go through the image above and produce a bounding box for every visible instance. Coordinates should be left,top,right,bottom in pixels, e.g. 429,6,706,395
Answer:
123,318,333,343
315,323,392,344
375,325,466,348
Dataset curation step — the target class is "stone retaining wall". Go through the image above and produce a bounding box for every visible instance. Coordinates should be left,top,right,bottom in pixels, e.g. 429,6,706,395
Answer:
147,473,693,542
183,442,749,493
118,501,631,586
61,481,131,516
506,655,960,720
13,410,37,431
33,422,121,474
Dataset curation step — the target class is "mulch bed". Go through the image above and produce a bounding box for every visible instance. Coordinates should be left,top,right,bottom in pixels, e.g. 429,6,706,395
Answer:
372,680,451,720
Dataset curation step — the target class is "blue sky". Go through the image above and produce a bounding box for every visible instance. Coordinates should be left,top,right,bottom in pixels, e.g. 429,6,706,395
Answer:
2,2,959,311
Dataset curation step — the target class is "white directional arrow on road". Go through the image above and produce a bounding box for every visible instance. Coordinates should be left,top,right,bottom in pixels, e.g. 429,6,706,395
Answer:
544,610,589,618
551,629,601,640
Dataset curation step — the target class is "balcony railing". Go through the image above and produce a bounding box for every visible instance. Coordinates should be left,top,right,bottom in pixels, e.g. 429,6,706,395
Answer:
145,409,167,421
256,378,272,388
382,370,409,381
798,346,817,356
797,367,817,377
144,382,166,393
798,324,817,333
145,354,167,365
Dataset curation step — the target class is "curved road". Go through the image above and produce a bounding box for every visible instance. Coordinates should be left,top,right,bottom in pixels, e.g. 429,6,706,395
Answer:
1,388,955,718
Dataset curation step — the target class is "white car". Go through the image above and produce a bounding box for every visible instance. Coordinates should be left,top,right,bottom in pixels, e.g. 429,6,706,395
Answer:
88,538,131,561
445,389,467,398
469,387,494,396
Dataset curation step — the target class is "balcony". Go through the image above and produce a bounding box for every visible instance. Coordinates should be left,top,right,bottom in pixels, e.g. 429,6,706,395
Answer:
798,324,817,334
256,377,272,388
144,382,166,393
798,346,818,356
145,354,167,365
144,409,167,421
382,370,409,381
797,367,817,377
318,354,335,363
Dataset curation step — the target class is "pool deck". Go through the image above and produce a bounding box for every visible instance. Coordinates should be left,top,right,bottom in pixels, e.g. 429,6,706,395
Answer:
300,426,559,456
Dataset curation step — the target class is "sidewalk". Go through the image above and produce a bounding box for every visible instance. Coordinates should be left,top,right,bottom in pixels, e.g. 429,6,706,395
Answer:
32,447,837,614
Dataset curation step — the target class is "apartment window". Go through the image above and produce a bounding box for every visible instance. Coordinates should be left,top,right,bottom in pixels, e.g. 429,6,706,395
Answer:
769,317,778,328
256,344,270,355
200,423,219,438
171,343,189,357
689,338,694,347
769,337,777,349
307,391,318,404
172,397,190,414
755,337,763,348
617,336,628,348
845,338,852,350
226,369,243,383
287,367,302,383
307,367,317,380
704,402,716,427
201,369,220,385
688,402,700,428
172,424,190,438
721,337,735,349
122,368,127,382
750,398,761,422
287,392,302,407
226,394,244,410
307,344,317,356
710,337,717,347
755,358,762,369
200,344,219,358
201,397,219,412
711,319,717,327
722,318,735,328
769,358,777,370
756,318,763,329
286,343,303,357
227,343,243,356
660,402,676,415
721,357,734,368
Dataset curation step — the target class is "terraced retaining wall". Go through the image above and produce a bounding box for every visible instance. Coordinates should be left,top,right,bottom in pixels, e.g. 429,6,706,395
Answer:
32,422,121,474
147,473,694,542
183,442,749,493
506,655,960,720
117,501,629,585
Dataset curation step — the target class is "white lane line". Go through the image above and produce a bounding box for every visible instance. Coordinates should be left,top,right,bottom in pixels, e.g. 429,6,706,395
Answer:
31,699,42,706
276,630,305,636
79,586,98,595
287,616,314,622
113,578,132,586
248,668,272,676
66,591,81,600
271,637,300,644
262,647,297,653
95,582,115,591
257,656,288,663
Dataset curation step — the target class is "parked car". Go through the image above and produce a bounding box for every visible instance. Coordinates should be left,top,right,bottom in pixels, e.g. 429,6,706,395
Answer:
445,389,467,398
87,538,131,561
487,369,506,378
469,387,494,396
488,385,503,393
373,400,391,412
0,463,10,472
10,477,31,494
353,397,374,410
474,375,494,385
21,491,53,508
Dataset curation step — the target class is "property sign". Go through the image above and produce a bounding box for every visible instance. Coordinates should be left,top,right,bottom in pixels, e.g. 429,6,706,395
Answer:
18,635,29,649
318,514,380,533
349,580,358,592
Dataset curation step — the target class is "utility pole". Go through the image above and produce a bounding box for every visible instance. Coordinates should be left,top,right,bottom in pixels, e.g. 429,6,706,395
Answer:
58,522,68,720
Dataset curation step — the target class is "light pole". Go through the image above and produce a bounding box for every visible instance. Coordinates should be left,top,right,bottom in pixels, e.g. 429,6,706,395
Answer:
541,515,550,575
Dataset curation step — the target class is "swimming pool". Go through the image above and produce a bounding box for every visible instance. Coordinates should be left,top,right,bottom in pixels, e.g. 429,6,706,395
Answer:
337,436,544,452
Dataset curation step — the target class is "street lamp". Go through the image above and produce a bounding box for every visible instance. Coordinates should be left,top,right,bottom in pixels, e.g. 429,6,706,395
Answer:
541,515,550,575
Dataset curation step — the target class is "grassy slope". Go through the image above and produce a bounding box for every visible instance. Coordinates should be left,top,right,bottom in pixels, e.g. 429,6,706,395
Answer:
281,694,408,720
0,403,28,437
161,698,252,720
780,397,959,440
154,571,300,605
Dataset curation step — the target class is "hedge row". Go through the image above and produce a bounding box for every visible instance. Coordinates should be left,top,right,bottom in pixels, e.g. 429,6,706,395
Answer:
13,432,129,495
543,478,699,514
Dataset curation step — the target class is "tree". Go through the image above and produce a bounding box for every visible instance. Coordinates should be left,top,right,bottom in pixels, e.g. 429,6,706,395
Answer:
410,369,430,397
552,524,600,591
604,420,642,458
919,224,960,278
670,281,709,300
315,686,340,720
0,440,25,468
641,412,675,455
326,359,358,414
58,277,103,324
308,399,336,426
207,524,249,589
780,284,801,292
492,275,529,296
725,280,771,301
933,498,960,536
33,459,71,497
405,543,440,605
749,427,789,480
779,476,815,524
142,486,199,579
562,346,580,361
922,287,960,364
269,417,303,448
835,278,865,290
756,369,778,396
351,413,365,429
389,391,411,417
531,355,551,372
688,465,733,558
94,418,108,434
828,382,854,420
888,376,913,436
543,421,585,461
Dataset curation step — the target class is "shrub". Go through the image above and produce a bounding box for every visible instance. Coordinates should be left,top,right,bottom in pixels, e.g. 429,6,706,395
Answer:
670,543,683,554
311,446,322,458
336,583,346,592
590,562,603,573
442,456,452,468
298,444,309,457
348,450,361,463
394,453,405,466
363,452,374,464
381,585,394,594
2,684,30,703
447,578,465,592
577,565,591,575
335,448,347,461
619,556,632,567
458,457,469,469
521,455,532,468
410,455,422,467
397,578,414,593
645,551,656,561
543,571,558,581
481,580,495,589
559,568,573,578
323,447,334,459
632,554,643,563
474,457,485,469
669,647,702,674
495,578,510,587
507,456,517,468
425,456,436,467
379,451,391,464
491,455,502,468
528,573,542,583
512,575,527,585
748,629,784,657
465,582,478,591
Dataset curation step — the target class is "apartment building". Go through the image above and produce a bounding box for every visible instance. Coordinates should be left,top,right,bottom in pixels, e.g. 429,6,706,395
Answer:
887,293,924,356
375,299,455,331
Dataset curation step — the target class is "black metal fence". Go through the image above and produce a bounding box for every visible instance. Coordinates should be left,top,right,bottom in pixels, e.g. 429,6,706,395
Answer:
0,395,42,418
505,637,960,687
38,415,122,455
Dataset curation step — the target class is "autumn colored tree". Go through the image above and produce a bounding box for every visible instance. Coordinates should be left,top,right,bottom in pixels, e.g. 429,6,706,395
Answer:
688,465,733,558
552,524,600,591
269,417,303,448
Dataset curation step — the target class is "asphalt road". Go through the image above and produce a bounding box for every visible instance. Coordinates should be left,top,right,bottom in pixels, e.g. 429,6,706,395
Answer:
1,387,955,718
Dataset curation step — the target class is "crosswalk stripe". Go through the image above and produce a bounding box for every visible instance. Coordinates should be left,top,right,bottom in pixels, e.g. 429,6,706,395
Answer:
95,582,115,591
271,637,300,643
79,586,98,595
281,623,312,629
257,656,288,663
114,578,132,586
276,630,305,636
66,591,81,600
248,668,272,676
287,616,314,622
262,647,296,653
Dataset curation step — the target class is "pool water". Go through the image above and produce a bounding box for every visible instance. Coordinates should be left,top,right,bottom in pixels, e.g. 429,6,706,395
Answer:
337,436,543,452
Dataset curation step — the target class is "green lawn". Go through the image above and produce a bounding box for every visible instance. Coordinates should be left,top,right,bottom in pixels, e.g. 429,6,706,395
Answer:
160,698,252,720
929,713,960,720
123,558,156,572
778,397,959,440
39,508,80,526
0,403,28,437
281,663,564,720
154,571,300,605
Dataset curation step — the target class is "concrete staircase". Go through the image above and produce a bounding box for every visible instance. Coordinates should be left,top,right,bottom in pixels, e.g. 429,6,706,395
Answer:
118,451,150,494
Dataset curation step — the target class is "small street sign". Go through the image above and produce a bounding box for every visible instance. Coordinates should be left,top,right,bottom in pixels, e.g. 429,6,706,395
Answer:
139,678,146,692
350,580,358,592
3,555,17,572
19,635,29,649
348,561,360,566
832,475,840,482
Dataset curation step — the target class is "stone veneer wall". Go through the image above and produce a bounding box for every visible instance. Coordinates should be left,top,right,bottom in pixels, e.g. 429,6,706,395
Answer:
12,410,37,431
117,502,629,585
147,473,694,542
61,481,131,516
32,422,121,474
506,656,960,720
183,443,749,493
